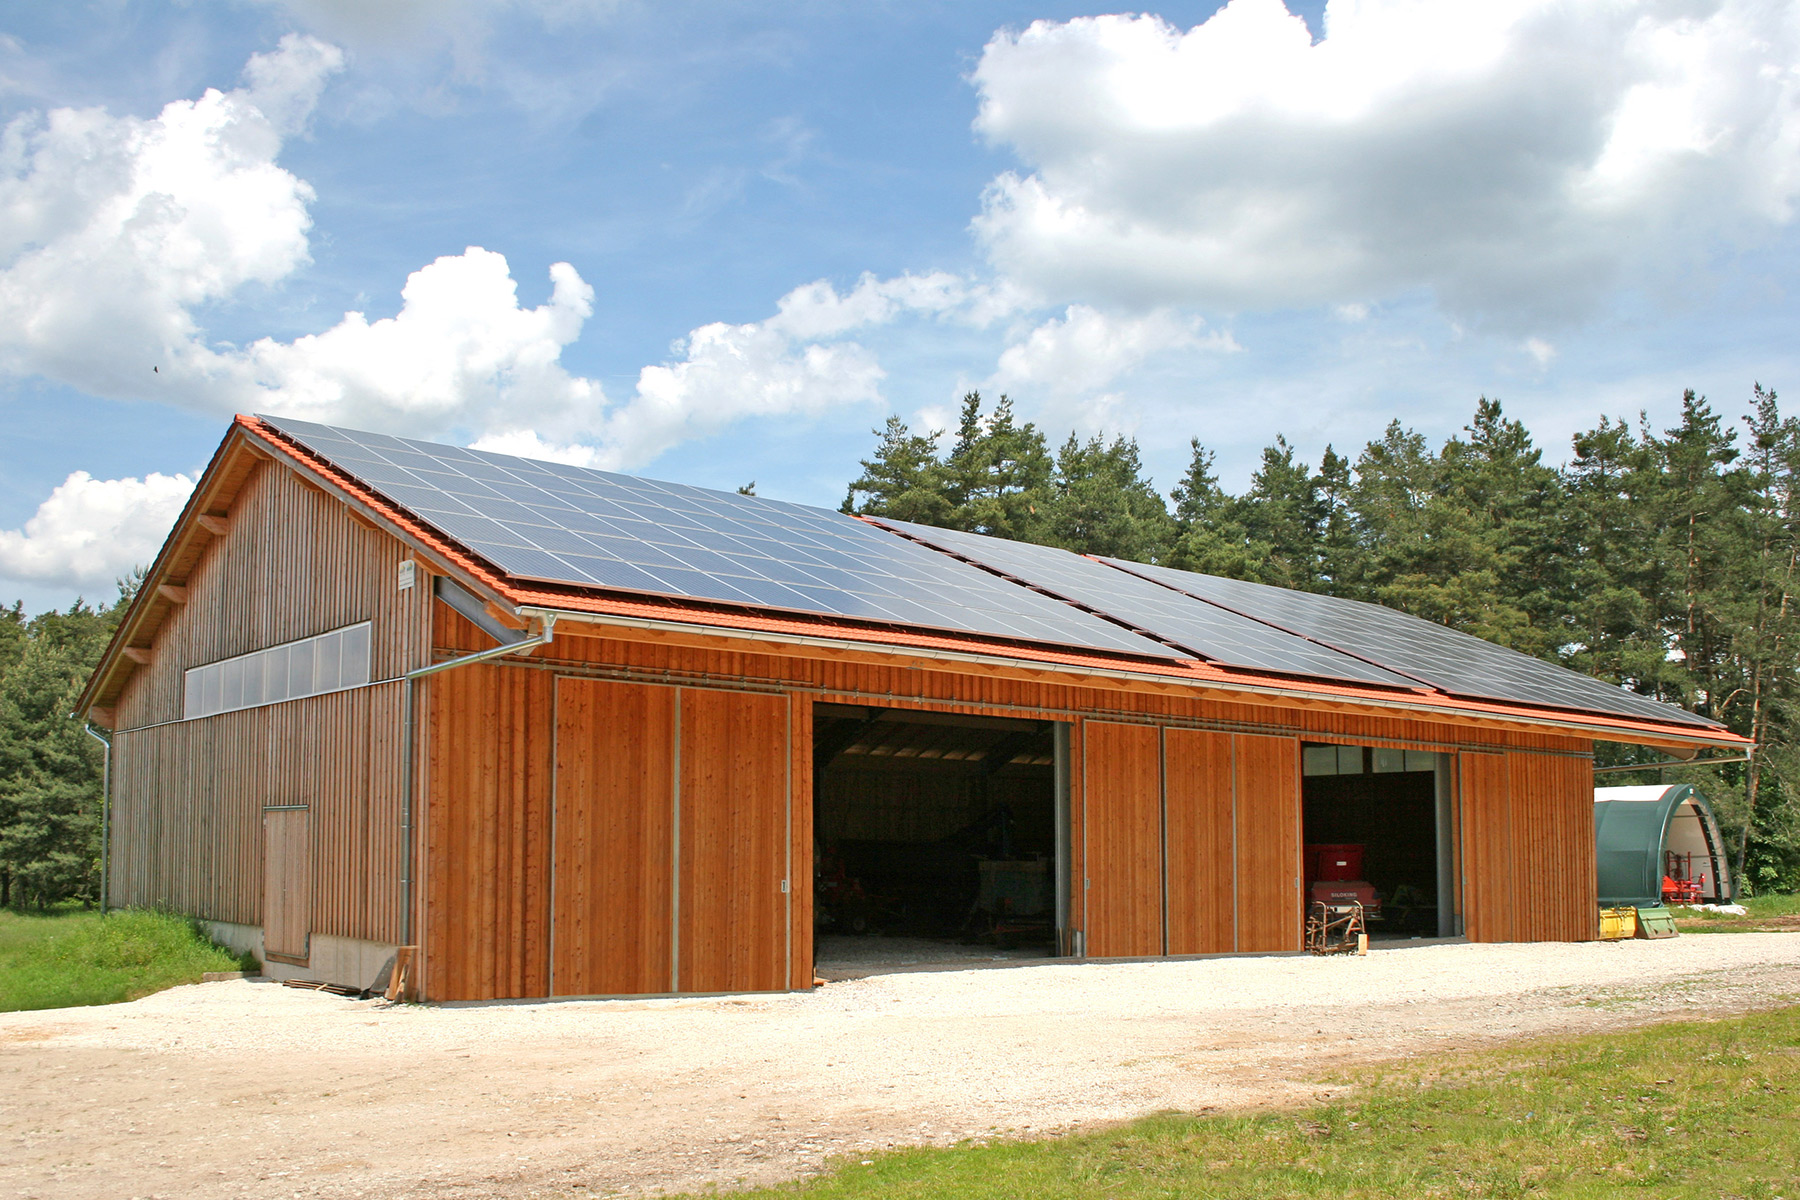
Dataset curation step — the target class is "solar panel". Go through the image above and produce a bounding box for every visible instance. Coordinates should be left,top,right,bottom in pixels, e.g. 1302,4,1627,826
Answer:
1106,559,1721,728
868,519,1424,690
257,416,1181,661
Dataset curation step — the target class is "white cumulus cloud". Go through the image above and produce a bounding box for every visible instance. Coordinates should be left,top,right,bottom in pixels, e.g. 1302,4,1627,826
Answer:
238,246,603,443
0,471,195,590
992,305,1227,396
986,304,1234,432
0,35,343,401
600,316,887,469
972,0,1800,329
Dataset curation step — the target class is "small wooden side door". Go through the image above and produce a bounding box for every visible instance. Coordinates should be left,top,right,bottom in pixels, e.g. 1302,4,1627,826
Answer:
263,806,312,964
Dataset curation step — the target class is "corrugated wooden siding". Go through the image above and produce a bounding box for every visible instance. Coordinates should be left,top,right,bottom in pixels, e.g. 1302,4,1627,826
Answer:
1082,721,1164,957
108,684,405,945
1233,734,1302,952
1164,728,1234,955
263,807,312,961
551,677,674,996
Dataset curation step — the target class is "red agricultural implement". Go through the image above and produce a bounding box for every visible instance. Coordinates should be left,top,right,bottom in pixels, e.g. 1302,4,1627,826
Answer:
1662,850,1706,906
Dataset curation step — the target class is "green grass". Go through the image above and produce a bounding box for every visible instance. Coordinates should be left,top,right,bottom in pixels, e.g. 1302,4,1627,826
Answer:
1674,892,1800,933
0,907,256,1012
707,1005,1800,1199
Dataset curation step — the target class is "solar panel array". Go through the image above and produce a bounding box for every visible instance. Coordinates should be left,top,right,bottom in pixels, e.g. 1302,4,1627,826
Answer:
1106,559,1721,728
870,518,1423,690
259,416,1719,728
258,416,1180,660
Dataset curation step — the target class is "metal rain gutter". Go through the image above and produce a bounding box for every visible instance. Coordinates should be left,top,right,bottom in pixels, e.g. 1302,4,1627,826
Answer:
1593,752,1753,773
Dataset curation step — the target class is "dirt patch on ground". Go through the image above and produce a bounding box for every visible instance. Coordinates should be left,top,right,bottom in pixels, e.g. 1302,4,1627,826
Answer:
3,935,1798,1200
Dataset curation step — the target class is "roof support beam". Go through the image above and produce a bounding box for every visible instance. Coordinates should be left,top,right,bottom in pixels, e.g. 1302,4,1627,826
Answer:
157,584,187,604
980,727,1050,776
196,514,229,536
120,647,151,665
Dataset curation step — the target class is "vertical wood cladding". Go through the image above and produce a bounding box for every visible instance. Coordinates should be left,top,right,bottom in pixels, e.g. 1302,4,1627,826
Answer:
115,460,430,730
788,694,815,991
423,663,792,1000
551,678,674,996
1232,734,1302,952
1459,751,1597,943
1082,721,1165,957
1164,728,1235,955
107,684,404,946
1459,750,1514,942
104,456,424,957
424,662,553,1001
678,688,790,993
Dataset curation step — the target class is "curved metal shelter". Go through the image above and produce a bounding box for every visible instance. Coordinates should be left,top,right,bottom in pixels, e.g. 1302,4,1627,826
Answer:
1594,784,1734,906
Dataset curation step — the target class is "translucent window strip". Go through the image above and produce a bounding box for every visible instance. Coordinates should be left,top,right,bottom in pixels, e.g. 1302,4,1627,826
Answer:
182,621,373,720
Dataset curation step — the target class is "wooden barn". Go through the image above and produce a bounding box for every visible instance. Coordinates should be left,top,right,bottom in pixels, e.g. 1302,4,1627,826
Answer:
76,415,1749,1000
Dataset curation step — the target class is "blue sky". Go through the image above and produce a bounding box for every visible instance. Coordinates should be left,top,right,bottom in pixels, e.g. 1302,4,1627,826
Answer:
3,0,1797,612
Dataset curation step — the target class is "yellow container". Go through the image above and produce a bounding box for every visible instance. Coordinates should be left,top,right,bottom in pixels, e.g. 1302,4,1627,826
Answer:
1599,906,1639,940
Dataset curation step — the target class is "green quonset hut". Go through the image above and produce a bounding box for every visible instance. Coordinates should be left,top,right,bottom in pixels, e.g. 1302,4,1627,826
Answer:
1594,784,1735,907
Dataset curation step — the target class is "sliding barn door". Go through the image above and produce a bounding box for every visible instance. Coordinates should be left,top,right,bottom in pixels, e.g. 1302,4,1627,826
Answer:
1164,728,1235,955
678,688,790,993
1459,750,1513,942
1083,721,1164,957
552,678,676,996
1232,734,1302,952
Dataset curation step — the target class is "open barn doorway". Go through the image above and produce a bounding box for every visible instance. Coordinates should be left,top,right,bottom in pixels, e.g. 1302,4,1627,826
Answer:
1301,744,1458,939
812,703,1066,975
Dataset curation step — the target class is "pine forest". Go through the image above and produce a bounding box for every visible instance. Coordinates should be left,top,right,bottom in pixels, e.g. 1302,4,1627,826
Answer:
3,387,1797,908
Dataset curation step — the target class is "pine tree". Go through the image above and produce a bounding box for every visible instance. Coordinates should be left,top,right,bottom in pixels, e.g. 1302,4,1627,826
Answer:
1648,390,1745,720
841,415,953,526
1236,435,1326,591
1316,446,1357,595
1561,415,1668,693
1347,420,1438,606
941,393,1054,540
1718,386,1800,886
0,596,122,908
1167,439,1255,576
1044,433,1175,561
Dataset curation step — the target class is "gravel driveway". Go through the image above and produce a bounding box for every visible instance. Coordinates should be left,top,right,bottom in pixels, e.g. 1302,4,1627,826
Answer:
3,934,1797,1199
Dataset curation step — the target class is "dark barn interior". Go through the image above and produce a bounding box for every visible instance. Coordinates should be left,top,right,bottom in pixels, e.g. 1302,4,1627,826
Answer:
1301,744,1444,936
812,704,1057,952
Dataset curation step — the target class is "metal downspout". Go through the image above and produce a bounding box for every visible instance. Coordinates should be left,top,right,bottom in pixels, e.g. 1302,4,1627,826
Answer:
84,725,112,915
399,616,556,949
